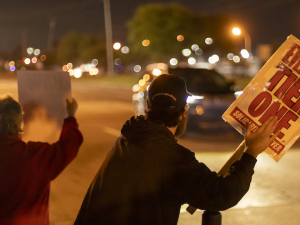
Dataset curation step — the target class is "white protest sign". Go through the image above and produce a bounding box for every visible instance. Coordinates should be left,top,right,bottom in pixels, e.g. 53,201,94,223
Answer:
223,35,300,162
17,71,71,143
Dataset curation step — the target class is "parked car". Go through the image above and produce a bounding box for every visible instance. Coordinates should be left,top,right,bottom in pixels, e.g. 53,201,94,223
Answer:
132,64,239,132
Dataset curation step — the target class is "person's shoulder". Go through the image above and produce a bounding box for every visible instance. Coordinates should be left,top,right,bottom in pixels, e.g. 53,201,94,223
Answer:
162,141,196,164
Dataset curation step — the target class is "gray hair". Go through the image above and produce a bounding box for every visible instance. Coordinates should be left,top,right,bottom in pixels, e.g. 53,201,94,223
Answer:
0,95,24,135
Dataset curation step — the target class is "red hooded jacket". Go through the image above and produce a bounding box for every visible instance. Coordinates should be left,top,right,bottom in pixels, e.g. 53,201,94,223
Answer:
0,117,83,225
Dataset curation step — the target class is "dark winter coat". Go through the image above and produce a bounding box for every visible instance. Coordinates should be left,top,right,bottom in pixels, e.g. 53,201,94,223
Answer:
74,116,256,225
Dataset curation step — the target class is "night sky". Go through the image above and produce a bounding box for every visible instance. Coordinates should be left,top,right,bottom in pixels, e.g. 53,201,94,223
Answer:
0,0,299,55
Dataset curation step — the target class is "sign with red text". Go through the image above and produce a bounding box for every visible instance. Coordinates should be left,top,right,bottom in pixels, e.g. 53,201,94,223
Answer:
223,35,300,162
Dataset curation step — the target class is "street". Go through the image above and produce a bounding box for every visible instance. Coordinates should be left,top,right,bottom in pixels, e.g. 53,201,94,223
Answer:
2,77,300,225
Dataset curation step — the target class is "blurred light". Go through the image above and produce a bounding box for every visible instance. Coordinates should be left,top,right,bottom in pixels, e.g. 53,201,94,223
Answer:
187,95,204,104
182,49,191,57
68,69,75,76
138,92,144,98
24,58,30,65
234,91,244,98
116,65,122,72
10,66,15,71
134,65,141,72
232,28,241,35
142,39,150,46
74,68,82,78
132,93,139,100
67,63,73,69
121,46,130,54
115,58,122,65
27,47,34,55
208,54,219,64
170,58,178,66
177,35,184,42
143,74,150,81
147,85,150,91
34,49,40,56
132,84,140,92
233,55,240,63
62,65,68,71
113,42,121,50
241,49,250,58
40,55,46,61
9,61,15,67
22,57,27,63
196,106,204,115
157,63,167,70
191,44,199,51
188,57,196,65
227,53,234,60
92,59,98,65
139,79,146,86
152,69,161,76
31,57,37,64
195,48,203,55
89,68,99,75
205,38,213,45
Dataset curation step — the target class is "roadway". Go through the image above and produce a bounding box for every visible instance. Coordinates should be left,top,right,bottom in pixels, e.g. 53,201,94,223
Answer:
1,76,300,225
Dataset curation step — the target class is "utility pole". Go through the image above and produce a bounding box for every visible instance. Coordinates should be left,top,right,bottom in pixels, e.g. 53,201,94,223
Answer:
47,17,56,52
103,0,114,76
21,29,27,57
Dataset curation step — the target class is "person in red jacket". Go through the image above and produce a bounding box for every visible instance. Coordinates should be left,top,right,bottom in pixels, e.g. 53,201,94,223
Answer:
0,95,83,225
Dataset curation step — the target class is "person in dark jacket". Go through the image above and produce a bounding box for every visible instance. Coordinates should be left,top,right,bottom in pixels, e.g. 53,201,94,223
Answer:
0,95,83,225
74,74,279,225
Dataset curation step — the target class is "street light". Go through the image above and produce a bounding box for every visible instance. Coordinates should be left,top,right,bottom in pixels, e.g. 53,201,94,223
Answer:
232,27,251,55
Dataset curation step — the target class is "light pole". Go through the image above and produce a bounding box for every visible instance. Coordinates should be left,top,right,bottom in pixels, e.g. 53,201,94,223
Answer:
232,27,251,55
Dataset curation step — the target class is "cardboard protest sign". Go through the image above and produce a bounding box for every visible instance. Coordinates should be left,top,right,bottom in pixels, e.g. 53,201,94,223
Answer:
223,35,300,162
17,71,71,143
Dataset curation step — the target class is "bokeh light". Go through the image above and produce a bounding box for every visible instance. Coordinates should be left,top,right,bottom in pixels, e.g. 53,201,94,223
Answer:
182,49,191,57
74,68,82,78
241,49,250,58
232,28,241,35
113,42,121,50
205,38,213,45
34,49,40,56
67,63,73,69
227,53,234,60
92,59,98,65
134,65,141,72
191,44,199,51
188,57,196,65
62,65,68,71
142,39,150,46
40,55,46,61
121,46,130,54
195,48,203,55
9,61,15,67
10,66,15,71
177,35,184,42
89,68,99,75
32,57,37,64
24,58,30,65
116,65,123,72
27,47,34,55
132,84,140,92
233,55,240,63
143,74,150,81
152,69,161,76
115,58,122,65
208,54,219,64
139,79,146,86
170,58,178,66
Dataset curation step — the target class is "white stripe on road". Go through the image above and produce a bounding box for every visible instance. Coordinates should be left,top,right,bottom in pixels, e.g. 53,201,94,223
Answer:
103,127,120,137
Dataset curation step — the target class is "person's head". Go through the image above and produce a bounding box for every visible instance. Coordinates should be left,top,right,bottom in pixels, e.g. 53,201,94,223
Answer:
145,74,191,136
0,95,24,135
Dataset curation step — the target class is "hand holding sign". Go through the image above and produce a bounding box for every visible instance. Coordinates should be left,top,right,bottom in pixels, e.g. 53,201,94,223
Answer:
245,117,280,158
66,98,78,118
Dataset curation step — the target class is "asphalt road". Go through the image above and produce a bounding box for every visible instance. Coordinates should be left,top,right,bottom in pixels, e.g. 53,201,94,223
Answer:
2,77,300,225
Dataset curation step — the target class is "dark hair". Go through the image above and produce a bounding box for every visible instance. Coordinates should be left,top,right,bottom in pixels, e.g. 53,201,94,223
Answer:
145,99,185,127
0,95,24,135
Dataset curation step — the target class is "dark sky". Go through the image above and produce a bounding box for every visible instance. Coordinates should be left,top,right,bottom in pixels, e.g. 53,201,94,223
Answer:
0,0,299,55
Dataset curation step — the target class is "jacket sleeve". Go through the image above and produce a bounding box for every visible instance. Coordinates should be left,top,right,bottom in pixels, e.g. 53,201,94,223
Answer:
175,152,256,211
26,117,83,180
